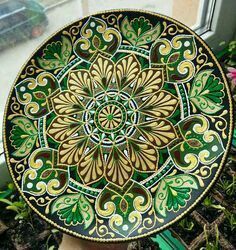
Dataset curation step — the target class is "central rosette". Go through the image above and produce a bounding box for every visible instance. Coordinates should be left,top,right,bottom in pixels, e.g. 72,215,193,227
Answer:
48,53,179,187
96,101,125,132
83,90,138,146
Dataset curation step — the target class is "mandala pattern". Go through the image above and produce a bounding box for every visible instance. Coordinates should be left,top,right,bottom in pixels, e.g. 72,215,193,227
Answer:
3,11,233,242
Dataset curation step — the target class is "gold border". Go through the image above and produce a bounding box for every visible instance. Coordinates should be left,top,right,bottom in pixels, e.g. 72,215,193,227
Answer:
2,9,234,243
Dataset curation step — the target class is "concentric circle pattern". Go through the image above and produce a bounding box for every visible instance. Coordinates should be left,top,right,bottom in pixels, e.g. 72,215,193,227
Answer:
3,10,233,242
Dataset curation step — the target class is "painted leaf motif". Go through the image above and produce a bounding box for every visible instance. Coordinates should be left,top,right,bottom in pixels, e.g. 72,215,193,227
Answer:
15,72,59,119
139,90,179,118
52,193,94,228
74,17,121,62
150,35,196,83
189,70,224,114
137,119,177,148
47,116,83,142
105,146,133,187
121,17,161,46
90,55,114,90
96,181,151,237
58,136,89,165
132,68,164,98
169,115,224,171
115,54,141,90
38,36,72,70
51,91,84,116
77,145,104,185
68,70,93,97
154,174,198,217
10,117,37,158
127,138,158,172
22,148,68,196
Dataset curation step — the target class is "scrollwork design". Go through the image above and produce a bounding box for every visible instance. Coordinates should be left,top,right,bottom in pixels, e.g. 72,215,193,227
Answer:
160,21,184,37
101,13,123,30
29,196,57,214
190,163,218,187
195,47,214,73
10,157,27,181
62,21,83,43
8,97,23,120
20,59,44,79
204,110,228,139
88,215,115,238
137,208,164,234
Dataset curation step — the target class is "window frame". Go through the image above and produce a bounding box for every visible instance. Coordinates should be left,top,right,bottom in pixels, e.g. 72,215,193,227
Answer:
197,0,236,51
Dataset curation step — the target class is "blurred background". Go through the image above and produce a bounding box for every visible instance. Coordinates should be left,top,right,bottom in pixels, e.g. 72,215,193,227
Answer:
0,0,235,117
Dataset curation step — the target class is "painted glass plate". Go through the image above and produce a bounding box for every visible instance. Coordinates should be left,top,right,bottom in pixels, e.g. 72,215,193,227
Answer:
3,10,233,242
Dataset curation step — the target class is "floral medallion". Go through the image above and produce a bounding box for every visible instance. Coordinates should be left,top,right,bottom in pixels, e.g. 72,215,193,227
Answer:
3,11,233,242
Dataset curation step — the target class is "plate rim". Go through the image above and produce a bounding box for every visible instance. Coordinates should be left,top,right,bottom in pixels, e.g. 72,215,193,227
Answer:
2,8,234,242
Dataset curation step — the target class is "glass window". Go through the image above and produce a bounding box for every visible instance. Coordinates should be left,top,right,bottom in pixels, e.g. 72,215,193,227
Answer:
0,0,235,114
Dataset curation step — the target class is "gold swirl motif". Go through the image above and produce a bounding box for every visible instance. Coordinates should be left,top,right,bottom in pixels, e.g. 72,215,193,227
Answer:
191,163,218,187
29,196,56,214
89,215,115,238
22,148,69,196
62,21,83,43
204,110,228,139
133,195,151,213
15,163,25,181
161,21,184,37
109,211,141,237
9,157,27,181
138,208,164,234
101,13,123,29
196,47,214,73
20,59,44,79
171,35,196,60
158,39,171,55
8,97,23,120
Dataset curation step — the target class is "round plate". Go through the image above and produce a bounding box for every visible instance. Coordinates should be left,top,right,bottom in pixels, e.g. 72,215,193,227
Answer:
3,10,233,242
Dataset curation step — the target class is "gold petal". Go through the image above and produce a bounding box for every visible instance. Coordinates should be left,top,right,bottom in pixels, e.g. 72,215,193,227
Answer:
139,90,179,119
137,119,177,148
132,68,164,98
127,138,158,172
51,91,84,116
68,70,93,97
58,136,89,165
115,54,141,90
47,116,82,142
105,146,133,187
77,145,104,185
90,55,114,90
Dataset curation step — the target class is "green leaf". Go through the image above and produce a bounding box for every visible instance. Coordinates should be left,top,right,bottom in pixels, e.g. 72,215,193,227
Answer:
10,117,37,158
0,198,13,206
38,36,72,70
154,174,198,217
136,23,161,46
6,205,19,213
52,193,94,229
121,17,161,46
189,70,224,114
121,17,137,46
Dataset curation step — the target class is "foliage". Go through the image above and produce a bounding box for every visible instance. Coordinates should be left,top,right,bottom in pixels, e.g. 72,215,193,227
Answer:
0,183,31,221
216,40,236,68
178,217,195,231
217,175,236,196
223,209,236,232
201,225,219,250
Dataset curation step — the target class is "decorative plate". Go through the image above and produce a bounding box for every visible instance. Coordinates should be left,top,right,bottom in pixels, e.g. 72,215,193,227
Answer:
3,10,233,242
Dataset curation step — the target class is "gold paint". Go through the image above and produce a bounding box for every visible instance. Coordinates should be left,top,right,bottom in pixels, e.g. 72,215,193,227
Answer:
2,9,234,242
